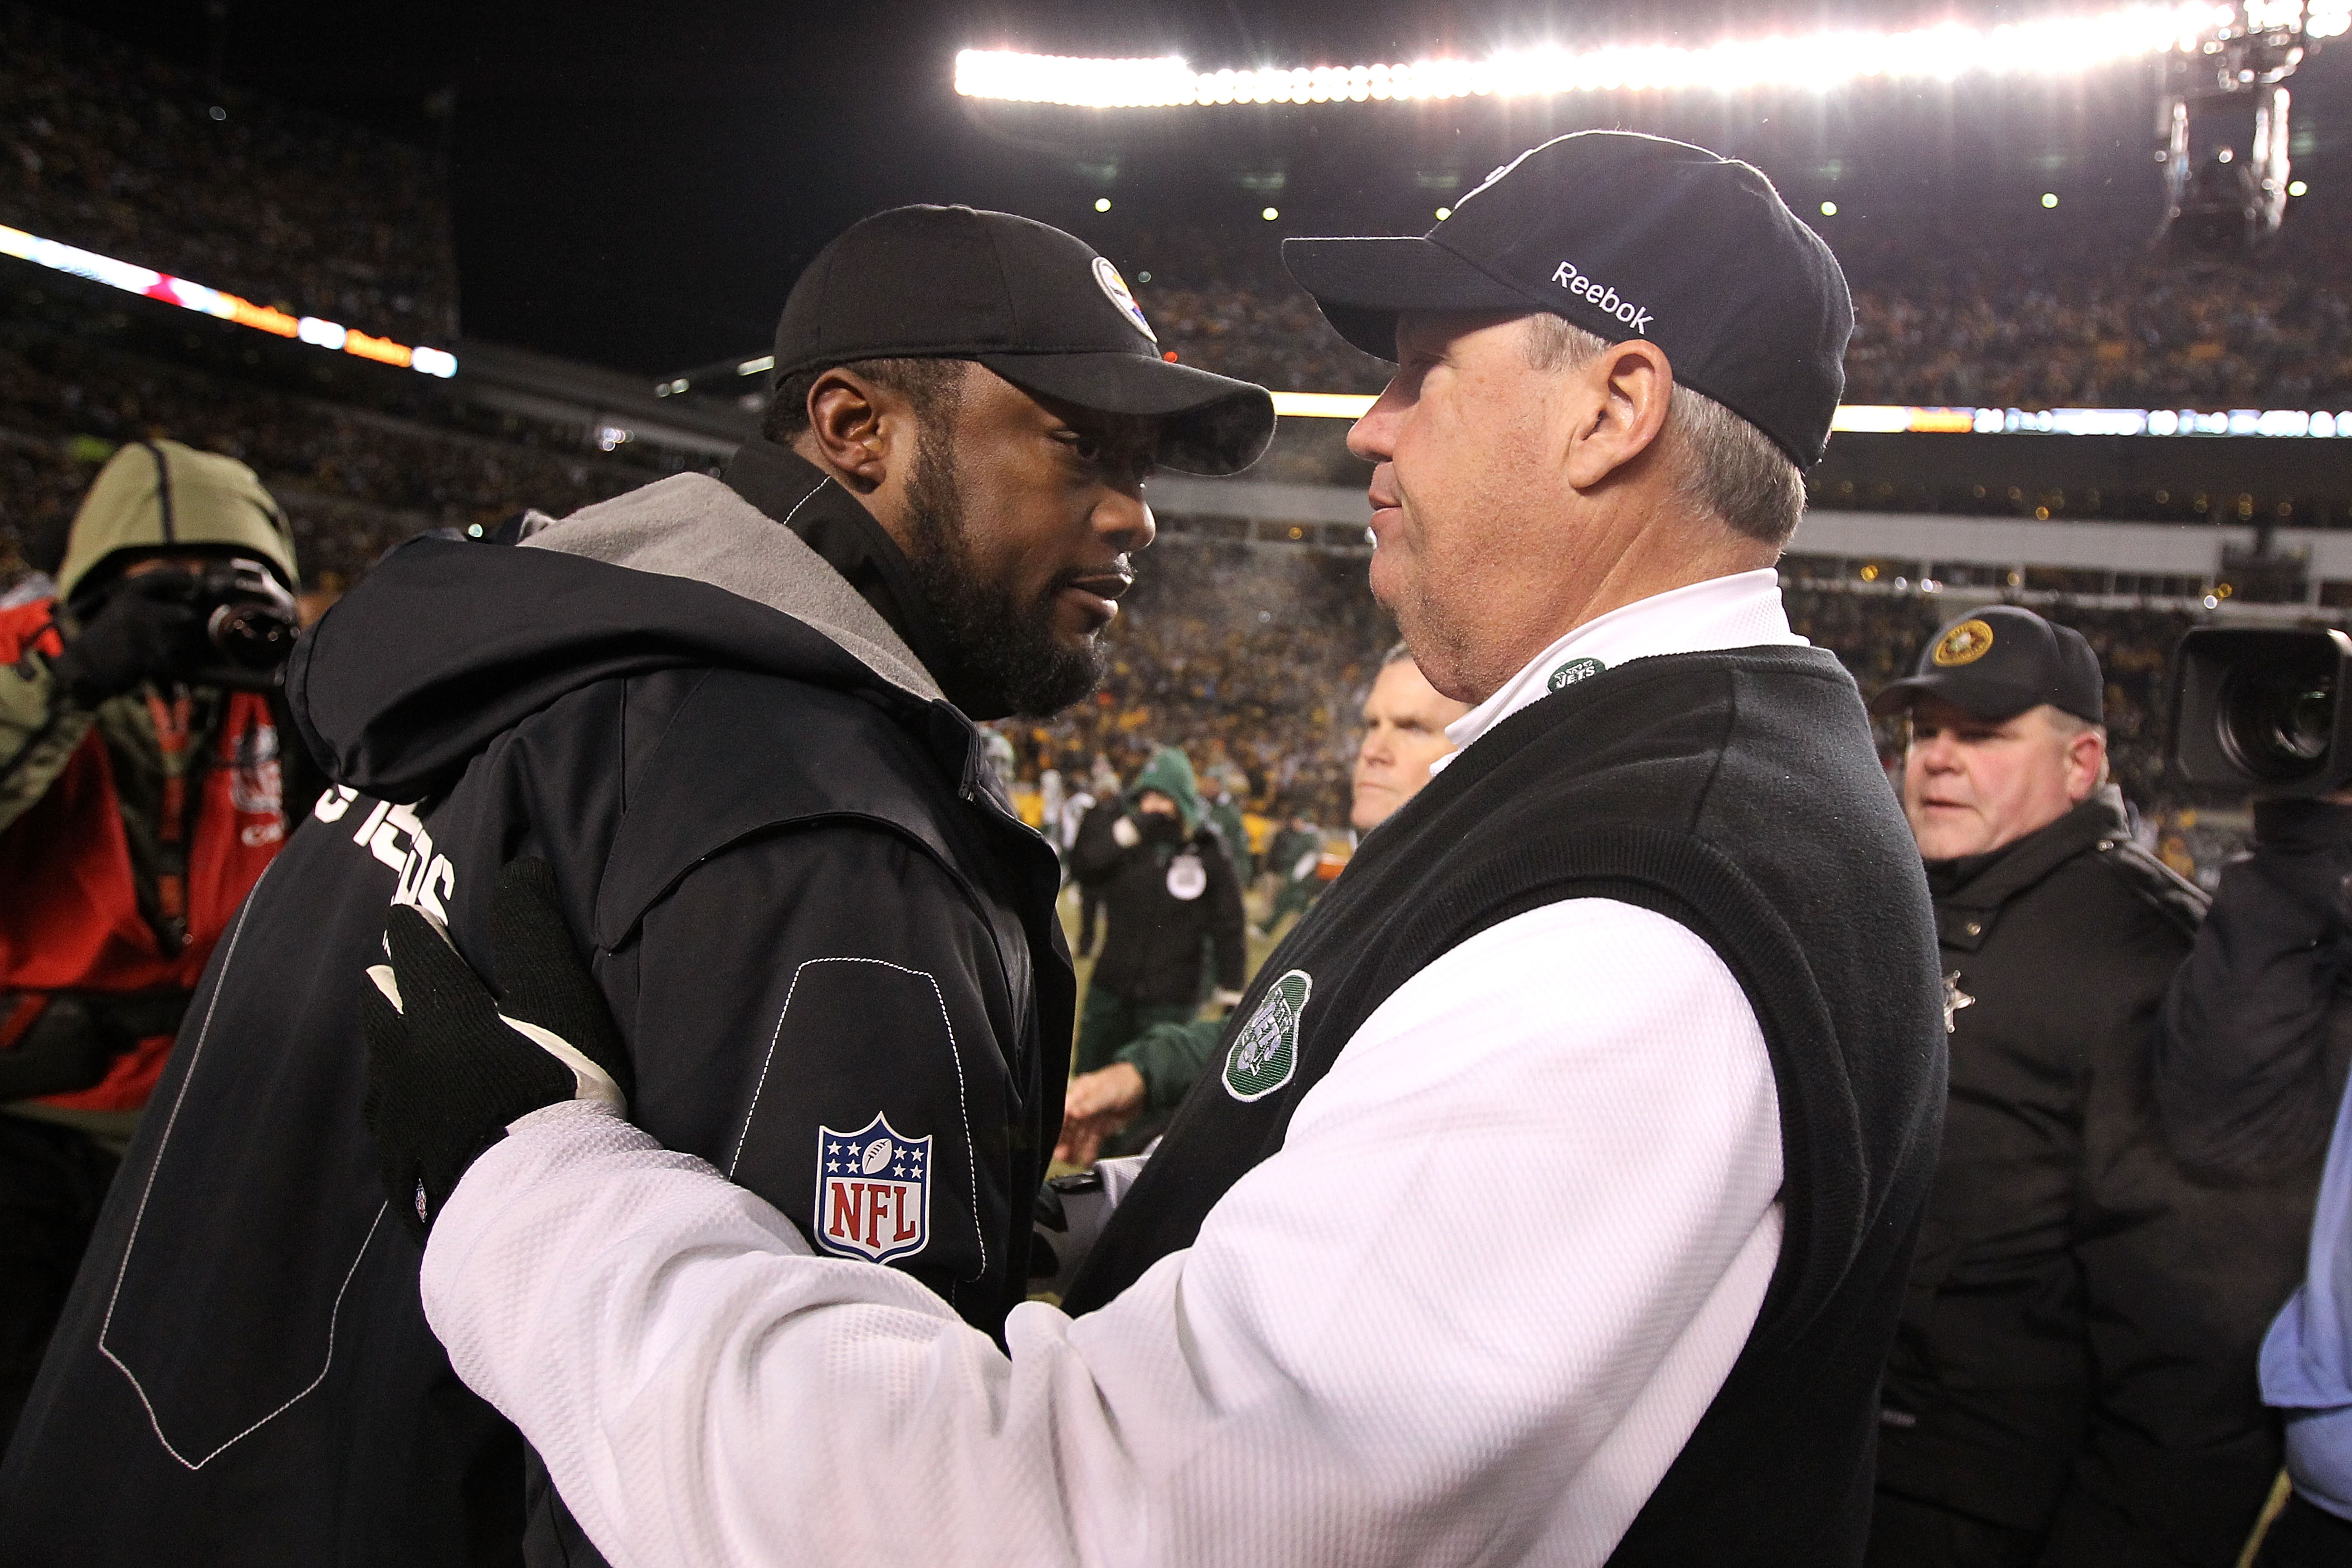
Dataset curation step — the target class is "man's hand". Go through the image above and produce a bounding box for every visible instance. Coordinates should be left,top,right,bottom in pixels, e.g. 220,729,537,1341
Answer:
1056,1061,1147,1168
48,570,213,705
361,858,633,1241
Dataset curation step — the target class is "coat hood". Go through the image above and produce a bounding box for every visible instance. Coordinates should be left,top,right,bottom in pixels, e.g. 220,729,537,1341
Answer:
1125,746,1205,835
59,439,297,604
288,475,972,805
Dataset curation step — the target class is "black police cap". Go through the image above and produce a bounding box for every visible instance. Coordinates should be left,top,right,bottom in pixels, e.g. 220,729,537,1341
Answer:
1869,605,2106,725
771,206,1275,476
1280,130,1854,469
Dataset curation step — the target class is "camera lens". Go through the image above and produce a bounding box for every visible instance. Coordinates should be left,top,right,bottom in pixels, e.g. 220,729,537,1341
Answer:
2219,655,2338,780
207,602,296,669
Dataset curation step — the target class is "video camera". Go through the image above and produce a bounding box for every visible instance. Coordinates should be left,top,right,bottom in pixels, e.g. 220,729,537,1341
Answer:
2173,627,2352,794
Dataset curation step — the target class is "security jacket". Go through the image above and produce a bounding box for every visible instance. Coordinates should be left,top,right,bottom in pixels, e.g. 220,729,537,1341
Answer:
0,457,1072,1568
1876,790,2311,1567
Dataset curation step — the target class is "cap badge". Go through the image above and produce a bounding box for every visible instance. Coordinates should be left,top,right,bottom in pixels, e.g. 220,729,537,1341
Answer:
1548,656,1607,692
1092,257,1157,345
1932,619,1996,668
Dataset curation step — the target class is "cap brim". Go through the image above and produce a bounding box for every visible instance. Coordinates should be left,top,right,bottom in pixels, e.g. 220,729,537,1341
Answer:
1281,236,1534,361
978,351,1275,476
1867,674,2043,722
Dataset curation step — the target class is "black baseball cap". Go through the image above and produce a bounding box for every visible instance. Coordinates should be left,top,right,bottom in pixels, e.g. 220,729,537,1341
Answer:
772,205,1275,476
1869,606,2106,725
1280,131,1853,468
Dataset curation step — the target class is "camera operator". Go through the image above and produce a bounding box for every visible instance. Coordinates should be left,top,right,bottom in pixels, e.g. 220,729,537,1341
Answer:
0,439,301,1445
1866,605,2310,1567
2158,783,2352,1565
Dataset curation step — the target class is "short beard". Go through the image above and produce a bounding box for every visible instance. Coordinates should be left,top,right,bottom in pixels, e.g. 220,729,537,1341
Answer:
902,426,1104,721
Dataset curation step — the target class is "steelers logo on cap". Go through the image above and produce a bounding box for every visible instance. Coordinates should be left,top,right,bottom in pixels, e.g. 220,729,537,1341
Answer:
1932,619,1996,667
1092,257,1157,345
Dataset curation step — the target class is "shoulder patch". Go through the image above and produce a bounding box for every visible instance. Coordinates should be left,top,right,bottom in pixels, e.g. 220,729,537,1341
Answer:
815,1113,932,1264
1225,969,1311,1102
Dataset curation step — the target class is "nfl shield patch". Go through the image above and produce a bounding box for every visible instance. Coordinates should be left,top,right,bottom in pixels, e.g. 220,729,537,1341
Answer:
814,1114,932,1264
1224,969,1311,1102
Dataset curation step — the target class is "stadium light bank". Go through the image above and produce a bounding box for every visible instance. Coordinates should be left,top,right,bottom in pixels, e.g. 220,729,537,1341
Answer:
0,223,459,379
955,2,2351,109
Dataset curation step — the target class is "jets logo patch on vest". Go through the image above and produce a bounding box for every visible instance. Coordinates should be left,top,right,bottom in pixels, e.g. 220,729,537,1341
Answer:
815,1114,931,1263
1225,969,1311,1102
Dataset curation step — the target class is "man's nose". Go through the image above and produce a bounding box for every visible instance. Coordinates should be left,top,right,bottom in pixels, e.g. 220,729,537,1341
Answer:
1347,381,1407,462
1096,490,1155,553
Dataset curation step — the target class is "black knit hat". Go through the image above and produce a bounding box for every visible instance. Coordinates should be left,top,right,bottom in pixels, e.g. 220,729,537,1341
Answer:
1869,605,2106,725
1281,130,1853,468
772,205,1275,476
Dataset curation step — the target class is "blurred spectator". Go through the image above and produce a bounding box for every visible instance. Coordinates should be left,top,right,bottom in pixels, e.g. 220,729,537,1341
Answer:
1064,747,1244,1084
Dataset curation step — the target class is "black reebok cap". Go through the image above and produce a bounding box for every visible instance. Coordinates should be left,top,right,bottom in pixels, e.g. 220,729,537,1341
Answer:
1280,130,1854,468
1869,606,2106,725
772,205,1275,476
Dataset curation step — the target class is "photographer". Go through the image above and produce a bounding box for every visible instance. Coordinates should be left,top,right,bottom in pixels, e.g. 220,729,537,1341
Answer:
2158,792,2352,1565
0,439,300,1445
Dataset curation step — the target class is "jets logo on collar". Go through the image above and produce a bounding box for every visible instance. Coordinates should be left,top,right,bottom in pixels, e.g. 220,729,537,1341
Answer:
815,1114,932,1264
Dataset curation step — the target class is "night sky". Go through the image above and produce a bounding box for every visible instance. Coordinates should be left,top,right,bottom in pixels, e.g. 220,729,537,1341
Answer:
32,1,2352,374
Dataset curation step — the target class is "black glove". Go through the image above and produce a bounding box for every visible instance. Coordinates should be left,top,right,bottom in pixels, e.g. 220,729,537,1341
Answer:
361,858,633,1241
48,571,215,705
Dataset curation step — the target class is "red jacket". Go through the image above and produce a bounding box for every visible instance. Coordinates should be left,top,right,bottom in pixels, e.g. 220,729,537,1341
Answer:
0,598,286,1112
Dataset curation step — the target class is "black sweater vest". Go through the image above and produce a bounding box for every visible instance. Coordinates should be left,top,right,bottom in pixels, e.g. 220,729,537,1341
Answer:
1063,646,1947,1565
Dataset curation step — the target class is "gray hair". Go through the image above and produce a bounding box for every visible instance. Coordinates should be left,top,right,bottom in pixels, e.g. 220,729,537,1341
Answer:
1522,316,1806,548
1380,640,1416,669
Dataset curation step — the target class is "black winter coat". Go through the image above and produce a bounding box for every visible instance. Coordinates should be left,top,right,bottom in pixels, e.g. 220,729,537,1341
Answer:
1068,801,1245,1004
2157,798,2352,1181
0,481,1072,1567
1876,791,2309,1566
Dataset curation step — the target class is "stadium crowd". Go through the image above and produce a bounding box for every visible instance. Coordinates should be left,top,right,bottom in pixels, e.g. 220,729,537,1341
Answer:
0,328,680,588
1123,204,2352,415
1,5,460,343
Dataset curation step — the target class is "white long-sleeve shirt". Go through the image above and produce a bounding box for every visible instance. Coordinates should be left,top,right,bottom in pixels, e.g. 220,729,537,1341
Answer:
421,569,1806,1567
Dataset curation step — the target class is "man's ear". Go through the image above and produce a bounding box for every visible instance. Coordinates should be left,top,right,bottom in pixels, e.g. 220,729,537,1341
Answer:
2065,724,2108,801
802,369,895,493
1561,337,1674,493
